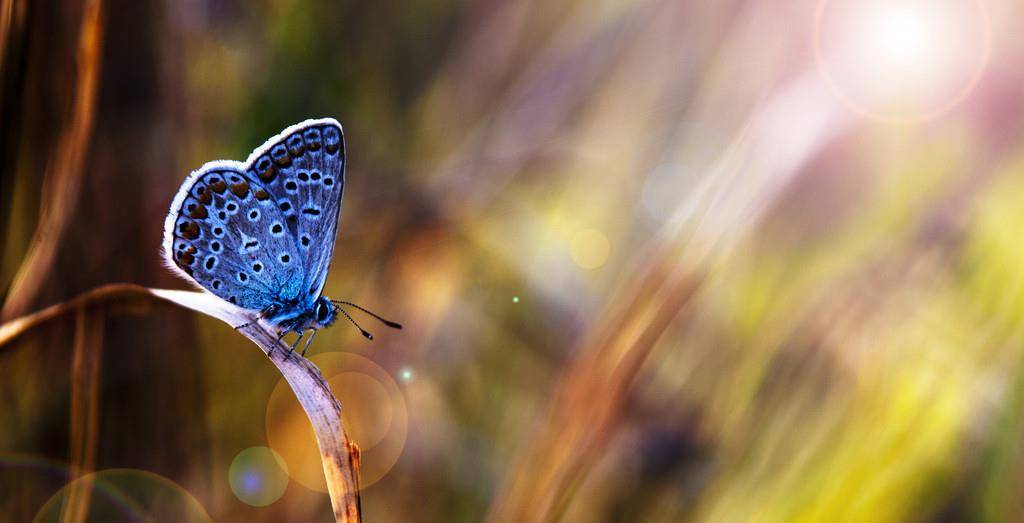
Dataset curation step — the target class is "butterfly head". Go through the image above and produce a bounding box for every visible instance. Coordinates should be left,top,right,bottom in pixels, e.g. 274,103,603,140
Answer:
313,296,338,328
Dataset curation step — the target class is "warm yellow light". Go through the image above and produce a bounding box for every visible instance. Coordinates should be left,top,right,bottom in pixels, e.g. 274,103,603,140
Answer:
570,228,611,270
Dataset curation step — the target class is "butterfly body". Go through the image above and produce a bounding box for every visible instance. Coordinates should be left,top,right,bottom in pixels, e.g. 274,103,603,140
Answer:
261,295,339,332
163,118,351,352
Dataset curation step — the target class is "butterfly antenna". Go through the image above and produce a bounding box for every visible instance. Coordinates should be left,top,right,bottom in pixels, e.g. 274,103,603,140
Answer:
331,301,403,329
333,305,374,340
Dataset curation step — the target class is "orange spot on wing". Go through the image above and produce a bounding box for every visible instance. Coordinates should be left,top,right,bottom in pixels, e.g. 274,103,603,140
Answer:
260,165,276,182
231,182,250,198
179,221,200,240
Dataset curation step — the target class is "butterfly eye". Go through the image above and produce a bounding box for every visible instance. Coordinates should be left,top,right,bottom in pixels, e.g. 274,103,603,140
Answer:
316,300,331,322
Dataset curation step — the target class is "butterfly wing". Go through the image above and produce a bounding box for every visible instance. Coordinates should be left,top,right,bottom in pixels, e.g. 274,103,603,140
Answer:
162,162,305,311
242,118,345,304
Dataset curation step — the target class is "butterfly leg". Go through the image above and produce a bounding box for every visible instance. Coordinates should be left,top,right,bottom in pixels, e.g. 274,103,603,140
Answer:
300,329,318,357
271,323,292,357
286,330,305,361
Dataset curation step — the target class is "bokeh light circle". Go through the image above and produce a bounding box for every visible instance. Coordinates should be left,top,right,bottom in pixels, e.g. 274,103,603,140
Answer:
814,0,990,123
228,446,289,506
0,453,73,516
33,468,210,522
570,228,611,269
266,352,408,491
400,367,414,382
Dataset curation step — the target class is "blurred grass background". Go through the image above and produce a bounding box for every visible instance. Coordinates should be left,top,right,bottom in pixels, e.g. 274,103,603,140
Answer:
2,0,1024,521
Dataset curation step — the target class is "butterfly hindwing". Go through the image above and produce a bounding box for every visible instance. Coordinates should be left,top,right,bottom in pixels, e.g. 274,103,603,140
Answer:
243,119,345,304
163,163,305,310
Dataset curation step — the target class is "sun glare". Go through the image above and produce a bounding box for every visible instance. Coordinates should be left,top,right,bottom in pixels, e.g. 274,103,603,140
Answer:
870,5,934,69
815,0,989,122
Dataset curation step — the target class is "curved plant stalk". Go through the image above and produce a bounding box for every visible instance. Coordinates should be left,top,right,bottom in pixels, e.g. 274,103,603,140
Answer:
59,308,104,523
0,284,362,522
0,0,103,321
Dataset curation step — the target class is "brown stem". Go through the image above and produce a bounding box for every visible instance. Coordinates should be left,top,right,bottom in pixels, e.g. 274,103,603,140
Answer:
60,308,104,523
0,0,103,321
232,322,363,521
486,250,703,523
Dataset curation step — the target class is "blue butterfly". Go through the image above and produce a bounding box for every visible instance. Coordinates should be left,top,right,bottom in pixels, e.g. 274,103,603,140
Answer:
163,118,400,357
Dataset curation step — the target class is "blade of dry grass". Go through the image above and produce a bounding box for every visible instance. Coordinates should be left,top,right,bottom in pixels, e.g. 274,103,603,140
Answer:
59,308,104,523
0,0,25,69
486,248,704,523
0,0,103,321
0,284,363,522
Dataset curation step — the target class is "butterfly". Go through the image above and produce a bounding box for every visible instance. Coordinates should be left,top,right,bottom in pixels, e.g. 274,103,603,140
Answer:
162,118,400,357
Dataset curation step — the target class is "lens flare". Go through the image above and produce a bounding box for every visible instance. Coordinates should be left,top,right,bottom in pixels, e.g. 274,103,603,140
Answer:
33,469,210,522
0,453,71,508
228,446,289,507
870,6,933,69
570,228,611,269
814,0,989,122
266,352,408,491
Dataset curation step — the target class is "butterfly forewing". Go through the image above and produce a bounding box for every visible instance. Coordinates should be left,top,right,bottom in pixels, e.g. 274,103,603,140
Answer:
164,164,305,310
243,119,345,304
